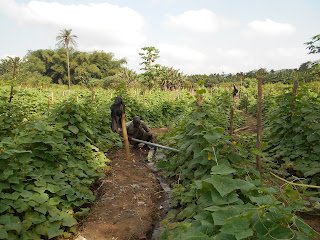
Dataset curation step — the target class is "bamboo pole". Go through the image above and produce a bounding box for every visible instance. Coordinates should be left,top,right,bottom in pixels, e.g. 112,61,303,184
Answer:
230,106,234,136
76,96,79,102
246,93,249,112
91,90,96,104
256,77,263,172
51,93,54,103
292,80,299,94
48,95,50,110
120,104,130,160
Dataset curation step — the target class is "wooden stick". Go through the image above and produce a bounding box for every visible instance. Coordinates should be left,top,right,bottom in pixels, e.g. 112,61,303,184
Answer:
256,77,263,172
234,126,249,133
48,95,50,110
230,106,234,136
51,92,54,103
91,90,96,104
121,104,130,160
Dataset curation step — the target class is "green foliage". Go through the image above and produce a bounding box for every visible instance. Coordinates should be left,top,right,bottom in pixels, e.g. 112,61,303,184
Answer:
264,83,320,183
158,92,316,239
0,89,123,239
305,34,320,54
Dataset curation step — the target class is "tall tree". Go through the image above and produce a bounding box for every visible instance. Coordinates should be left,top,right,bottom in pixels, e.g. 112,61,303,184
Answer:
56,29,77,90
139,46,160,89
305,34,320,54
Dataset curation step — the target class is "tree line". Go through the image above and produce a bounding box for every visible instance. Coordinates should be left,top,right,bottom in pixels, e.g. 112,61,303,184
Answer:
0,29,319,90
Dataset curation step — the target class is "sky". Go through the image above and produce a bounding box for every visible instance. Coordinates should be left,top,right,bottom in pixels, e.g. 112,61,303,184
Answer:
0,0,319,75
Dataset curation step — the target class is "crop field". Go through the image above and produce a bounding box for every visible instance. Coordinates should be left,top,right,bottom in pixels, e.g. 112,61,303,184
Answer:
0,80,320,240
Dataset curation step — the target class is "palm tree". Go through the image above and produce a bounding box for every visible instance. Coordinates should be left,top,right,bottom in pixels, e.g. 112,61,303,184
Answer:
56,29,77,90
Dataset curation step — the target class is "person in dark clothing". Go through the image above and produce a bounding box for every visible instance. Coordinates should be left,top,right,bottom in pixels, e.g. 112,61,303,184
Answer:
126,116,153,149
232,84,238,99
110,96,125,133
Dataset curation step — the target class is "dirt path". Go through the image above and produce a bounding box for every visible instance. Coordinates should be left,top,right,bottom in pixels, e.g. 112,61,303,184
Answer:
76,129,169,240
235,109,257,134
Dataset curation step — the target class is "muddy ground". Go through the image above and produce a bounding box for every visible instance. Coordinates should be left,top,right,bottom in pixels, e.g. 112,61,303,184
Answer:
76,128,170,240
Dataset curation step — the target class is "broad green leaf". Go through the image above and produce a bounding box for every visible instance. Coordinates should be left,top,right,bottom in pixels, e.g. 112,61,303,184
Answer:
0,215,10,224
0,202,10,213
269,225,294,239
47,221,63,239
8,176,20,184
295,218,315,236
74,208,90,217
212,207,241,225
211,165,236,175
4,192,20,200
31,214,46,225
21,219,32,233
47,184,61,193
313,145,320,153
3,169,13,179
211,190,239,206
0,183,10,191
227,152,242,163
307,133,319,142
33,193,49,204
48,197,62,206
295,231,308,240
5,216,22,233
35,222,48,236
0,229,8,240
68,126,79,134
216,233,237,240
249,195,274,205
220,217,252,239
13,199,29,213
20,190,33,199
61,212,77,227
234,179,255,192
34,204,49,214
204,175,237,197
203,133,222,143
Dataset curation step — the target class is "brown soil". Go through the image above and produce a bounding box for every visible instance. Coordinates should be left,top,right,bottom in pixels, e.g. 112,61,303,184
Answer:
76,129,168,240
236,109,257,134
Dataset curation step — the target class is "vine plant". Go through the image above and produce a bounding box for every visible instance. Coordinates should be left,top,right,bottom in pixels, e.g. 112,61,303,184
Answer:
157,97,316,239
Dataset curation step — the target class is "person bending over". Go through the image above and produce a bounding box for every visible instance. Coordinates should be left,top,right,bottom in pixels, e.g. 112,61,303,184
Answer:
126,116,153,149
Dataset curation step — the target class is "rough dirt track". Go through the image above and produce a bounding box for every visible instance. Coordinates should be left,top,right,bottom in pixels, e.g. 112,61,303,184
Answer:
76,129,169,240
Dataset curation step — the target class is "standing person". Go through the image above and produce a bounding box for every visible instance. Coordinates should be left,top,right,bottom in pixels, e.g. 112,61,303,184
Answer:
126,116,153,149
110,96,125,133
232,84,239,99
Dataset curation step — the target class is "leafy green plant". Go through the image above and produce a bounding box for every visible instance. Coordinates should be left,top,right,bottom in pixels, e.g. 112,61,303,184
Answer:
264,83,320,184
0,100,112,239
157,97,316,239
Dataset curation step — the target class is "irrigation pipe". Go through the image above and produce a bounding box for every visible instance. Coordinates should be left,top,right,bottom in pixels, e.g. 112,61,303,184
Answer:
269,172,320,189
131,138,180,153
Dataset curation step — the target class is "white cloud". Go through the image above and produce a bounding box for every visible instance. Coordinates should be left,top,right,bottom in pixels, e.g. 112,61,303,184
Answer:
157,43,206,62
0,0,147,48
163,8,238,33
244,19,295,37
216,48,249,59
